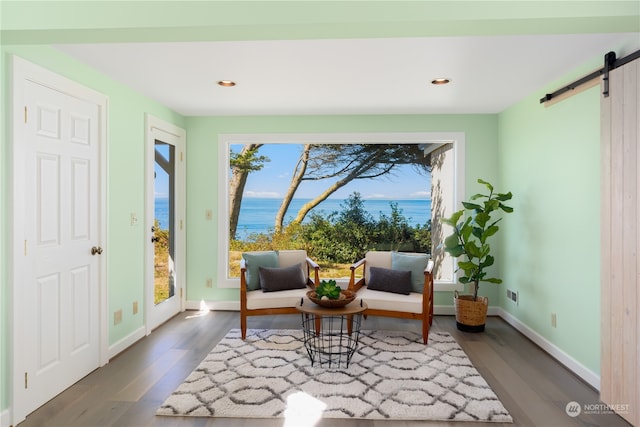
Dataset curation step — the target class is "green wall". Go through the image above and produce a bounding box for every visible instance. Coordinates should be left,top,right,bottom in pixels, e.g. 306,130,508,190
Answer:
184,114,501,308
0,45,186,411
498,59,604,374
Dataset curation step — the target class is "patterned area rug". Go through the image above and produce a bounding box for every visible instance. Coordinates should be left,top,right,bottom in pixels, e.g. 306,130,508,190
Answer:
157,329,512,422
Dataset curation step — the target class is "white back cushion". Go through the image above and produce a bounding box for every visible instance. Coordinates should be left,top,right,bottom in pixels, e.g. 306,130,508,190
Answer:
364,251,427,285
364,251,391,284
278,250,308,280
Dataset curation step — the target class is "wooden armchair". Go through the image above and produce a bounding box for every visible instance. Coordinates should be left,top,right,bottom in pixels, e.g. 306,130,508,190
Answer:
348,251,434,344
240,250,320,339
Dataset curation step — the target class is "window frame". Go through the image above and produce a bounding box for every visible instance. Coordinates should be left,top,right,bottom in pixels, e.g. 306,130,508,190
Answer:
217,132,465,291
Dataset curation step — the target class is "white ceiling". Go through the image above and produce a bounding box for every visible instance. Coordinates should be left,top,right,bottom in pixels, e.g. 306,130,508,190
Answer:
55,32,640,116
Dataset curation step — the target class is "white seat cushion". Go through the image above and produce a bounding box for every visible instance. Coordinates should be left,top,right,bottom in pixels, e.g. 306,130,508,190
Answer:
246,288,308,310
358,287,423,314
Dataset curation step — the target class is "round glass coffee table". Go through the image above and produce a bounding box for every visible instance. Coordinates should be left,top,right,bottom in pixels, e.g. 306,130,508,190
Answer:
296,297,367,368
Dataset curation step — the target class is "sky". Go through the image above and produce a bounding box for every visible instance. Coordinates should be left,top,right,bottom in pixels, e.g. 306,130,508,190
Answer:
234,143,431,200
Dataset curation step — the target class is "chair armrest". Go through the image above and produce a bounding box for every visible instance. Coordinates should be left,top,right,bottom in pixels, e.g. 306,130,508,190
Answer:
421,259,434,292
348,258,366,291
421,259,434,316
425,259,434,274
305,257,320,287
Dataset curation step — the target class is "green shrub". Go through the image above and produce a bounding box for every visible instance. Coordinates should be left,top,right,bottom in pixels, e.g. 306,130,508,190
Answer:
233,192,432,265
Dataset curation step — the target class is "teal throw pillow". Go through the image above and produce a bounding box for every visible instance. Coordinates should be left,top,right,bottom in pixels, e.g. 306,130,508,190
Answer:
391,252,429,293
243,251,278,290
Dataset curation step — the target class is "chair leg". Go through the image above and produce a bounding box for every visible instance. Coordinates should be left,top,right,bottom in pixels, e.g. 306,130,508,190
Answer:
422,317,429,345
241,315,247,340
429,286,434,326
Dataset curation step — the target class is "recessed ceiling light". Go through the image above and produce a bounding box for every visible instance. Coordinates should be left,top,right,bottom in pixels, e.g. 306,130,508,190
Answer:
218,80,236,87
431,78,451,85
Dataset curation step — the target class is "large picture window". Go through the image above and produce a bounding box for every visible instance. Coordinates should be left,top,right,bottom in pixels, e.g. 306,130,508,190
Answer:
218,133,465,290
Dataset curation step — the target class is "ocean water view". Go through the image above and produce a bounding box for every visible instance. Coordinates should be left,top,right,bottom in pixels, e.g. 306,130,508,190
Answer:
235,198,431,239
155,198,170,230
154,197,431,238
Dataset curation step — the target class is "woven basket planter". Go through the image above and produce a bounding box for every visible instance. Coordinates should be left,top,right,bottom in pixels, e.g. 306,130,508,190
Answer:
454,290,489,332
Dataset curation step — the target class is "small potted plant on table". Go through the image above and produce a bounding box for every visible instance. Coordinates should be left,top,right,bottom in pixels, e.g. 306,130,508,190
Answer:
308,279,355,308
442,179,513,332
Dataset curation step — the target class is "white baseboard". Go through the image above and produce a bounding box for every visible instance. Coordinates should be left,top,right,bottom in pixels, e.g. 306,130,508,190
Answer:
107,326,146,360
1,408,10,427
186,299,239,311
496,308,600,390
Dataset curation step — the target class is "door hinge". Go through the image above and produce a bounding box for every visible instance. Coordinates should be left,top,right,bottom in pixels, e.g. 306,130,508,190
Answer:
180,288,183,298
24,239,28,256
25,372,28,389
180,151,183,162
179,220,183,230
24,106,27,123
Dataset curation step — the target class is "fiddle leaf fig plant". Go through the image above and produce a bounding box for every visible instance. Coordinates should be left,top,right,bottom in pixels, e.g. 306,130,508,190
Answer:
442,179,513,301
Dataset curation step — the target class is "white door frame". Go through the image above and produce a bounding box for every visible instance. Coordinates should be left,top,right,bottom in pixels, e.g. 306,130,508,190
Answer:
10,56,109,424
145,114,186,333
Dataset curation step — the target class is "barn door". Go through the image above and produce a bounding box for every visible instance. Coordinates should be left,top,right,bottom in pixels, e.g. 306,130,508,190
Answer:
601,59,639,426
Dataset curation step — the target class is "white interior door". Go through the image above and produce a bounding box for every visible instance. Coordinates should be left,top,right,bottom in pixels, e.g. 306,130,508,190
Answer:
146,115,186,332
11,57,107,424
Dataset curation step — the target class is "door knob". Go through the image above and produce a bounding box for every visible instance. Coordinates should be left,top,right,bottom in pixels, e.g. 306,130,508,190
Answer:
91,246,103,255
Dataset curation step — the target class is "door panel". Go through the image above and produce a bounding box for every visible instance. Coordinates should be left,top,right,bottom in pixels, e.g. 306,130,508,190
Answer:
37,273,61,372
71,265,91,353
71,159,91,239
37,153,60,244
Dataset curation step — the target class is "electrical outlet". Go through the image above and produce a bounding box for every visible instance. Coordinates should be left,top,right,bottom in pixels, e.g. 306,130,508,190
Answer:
133,301,138,315
130,213,138,226
507,289,519,305
551,313,557,328
206,278,213,288
114,309,123,325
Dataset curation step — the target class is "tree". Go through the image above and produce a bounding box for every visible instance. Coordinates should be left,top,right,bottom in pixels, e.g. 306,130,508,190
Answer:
229,144,269,239
301,192,375,262
274,144,311,233
275,144,430,230
374,202,412,251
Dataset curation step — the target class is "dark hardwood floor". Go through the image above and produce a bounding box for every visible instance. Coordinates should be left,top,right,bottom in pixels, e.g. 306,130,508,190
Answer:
16,311,631,427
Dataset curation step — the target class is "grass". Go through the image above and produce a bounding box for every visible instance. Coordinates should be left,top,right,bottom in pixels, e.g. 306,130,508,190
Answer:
154,243,170,305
